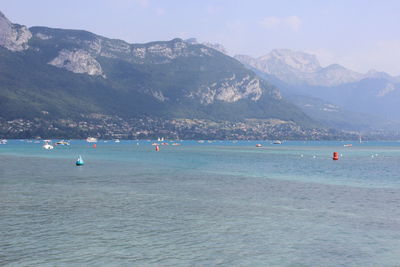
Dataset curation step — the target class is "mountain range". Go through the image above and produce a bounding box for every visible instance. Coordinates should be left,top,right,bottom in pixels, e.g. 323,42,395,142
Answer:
0,10,330,139
235,50,400,130
1,9,398,139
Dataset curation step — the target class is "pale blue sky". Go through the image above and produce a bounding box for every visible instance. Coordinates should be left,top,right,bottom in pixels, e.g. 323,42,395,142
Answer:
2,0,400,75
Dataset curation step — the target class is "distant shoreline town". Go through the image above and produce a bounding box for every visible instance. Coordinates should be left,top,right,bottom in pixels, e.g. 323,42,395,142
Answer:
2,114,396,141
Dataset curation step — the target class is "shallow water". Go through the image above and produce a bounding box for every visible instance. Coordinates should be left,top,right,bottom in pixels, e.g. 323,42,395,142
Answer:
1,140,400,266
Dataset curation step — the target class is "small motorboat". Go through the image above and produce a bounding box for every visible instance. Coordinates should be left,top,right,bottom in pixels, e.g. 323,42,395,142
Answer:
273,140,282,144
255,144,262,147
42,142,54,150
76,155,84,166
343,144,352,147
55,140,70,146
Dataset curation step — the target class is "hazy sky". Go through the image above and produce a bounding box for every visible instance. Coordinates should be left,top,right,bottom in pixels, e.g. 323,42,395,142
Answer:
2,0,400,75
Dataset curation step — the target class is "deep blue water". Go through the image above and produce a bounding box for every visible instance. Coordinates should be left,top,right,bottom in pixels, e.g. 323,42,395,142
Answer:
1,140,400,266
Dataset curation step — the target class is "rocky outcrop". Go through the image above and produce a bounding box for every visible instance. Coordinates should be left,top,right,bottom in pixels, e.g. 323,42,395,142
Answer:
202,42,227,54
185,38,228,54
48,49,104,76
0,11,31,51
189,75,264,104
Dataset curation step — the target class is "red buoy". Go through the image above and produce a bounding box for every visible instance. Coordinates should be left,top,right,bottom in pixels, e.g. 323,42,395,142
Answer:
332,152,339,160
155,145,160,151
93,144,97,148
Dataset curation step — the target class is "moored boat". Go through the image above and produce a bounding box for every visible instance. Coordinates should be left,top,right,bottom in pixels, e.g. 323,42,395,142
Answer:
86,137,98,143
55,140,70,146
43,142,54,150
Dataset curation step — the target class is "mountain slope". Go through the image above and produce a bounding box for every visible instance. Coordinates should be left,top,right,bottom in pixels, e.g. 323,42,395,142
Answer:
0,11,316,131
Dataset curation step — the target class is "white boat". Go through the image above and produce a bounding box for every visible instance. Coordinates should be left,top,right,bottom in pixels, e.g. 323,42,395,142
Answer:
43,143,54,150
0,139,7,144
273,140,282,144
115,139,120,143
256,144,262,147
86,137,98,143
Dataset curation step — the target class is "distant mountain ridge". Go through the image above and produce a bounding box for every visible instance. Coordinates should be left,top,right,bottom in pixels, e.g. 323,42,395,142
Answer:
235,49,375,86
235,49,400,124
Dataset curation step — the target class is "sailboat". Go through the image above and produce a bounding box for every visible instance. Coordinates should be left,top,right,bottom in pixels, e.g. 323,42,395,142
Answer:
76,155,84,166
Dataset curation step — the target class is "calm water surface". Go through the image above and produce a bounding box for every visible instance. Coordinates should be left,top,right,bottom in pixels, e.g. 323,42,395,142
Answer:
1,140,400,266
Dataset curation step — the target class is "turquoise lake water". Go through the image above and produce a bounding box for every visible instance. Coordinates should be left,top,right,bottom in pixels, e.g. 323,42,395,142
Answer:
1,140,400,266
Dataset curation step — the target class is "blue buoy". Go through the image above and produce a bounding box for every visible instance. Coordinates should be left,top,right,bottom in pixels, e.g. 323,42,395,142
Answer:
76,155,84,166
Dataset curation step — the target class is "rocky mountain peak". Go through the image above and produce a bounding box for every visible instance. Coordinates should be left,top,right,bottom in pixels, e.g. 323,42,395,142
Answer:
202,42,227,54
259,49,321,73
0,10,32,51
364,69,395,81
235,49,365,86
0,10,12,30
184,38,227,54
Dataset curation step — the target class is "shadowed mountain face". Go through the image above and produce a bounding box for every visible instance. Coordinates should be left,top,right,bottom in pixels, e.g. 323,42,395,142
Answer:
0,11,314,127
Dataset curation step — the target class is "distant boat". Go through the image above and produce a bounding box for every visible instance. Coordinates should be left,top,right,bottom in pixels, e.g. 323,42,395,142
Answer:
115,139,120,143
157,137,164,142
171,143,181,146
42,142,54,150
273,140,282,144
76,155,84,166
198,140,205,143
86,137,98,143
255,144,262,147
0,139,7,145
344,144,352,147
55,140,70,146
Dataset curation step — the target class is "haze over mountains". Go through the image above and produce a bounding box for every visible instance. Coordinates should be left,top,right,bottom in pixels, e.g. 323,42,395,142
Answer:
0,9,398,139
235,49,400,130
